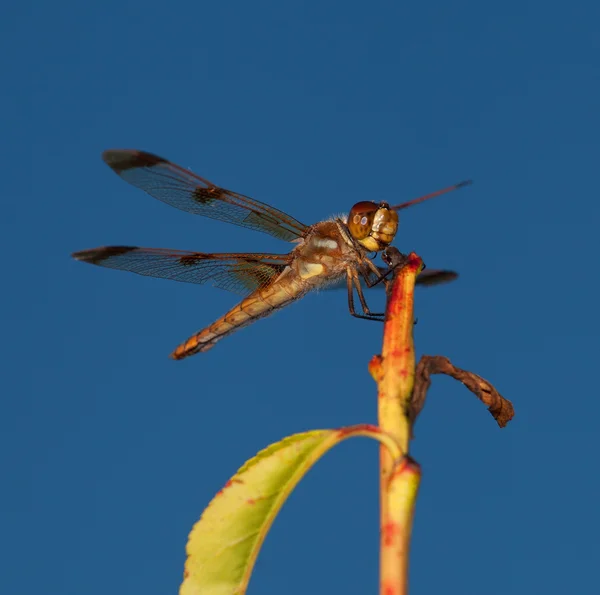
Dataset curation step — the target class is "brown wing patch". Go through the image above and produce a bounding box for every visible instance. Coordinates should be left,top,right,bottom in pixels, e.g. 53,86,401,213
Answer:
192,187,224,205
72,246,137,265
102,150,166,173
179,254,203,267
415,270,458,286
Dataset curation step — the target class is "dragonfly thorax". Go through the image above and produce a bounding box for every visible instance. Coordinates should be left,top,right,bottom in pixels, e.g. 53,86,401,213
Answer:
347,201,399,252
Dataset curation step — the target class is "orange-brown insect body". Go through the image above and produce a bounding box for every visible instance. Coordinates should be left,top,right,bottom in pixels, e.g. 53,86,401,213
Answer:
171,219,378,358
73,149,463,360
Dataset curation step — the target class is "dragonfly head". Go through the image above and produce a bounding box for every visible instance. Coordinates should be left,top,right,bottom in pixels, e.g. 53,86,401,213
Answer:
347,201,399,252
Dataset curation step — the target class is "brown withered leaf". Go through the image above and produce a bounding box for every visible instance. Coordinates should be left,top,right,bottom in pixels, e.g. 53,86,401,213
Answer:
410,355,514,430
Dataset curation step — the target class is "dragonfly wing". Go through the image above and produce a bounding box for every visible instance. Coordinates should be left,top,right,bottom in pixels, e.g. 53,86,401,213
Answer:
414,269,459,286
324,267,458,290
102,149,309,242
72,246,291,295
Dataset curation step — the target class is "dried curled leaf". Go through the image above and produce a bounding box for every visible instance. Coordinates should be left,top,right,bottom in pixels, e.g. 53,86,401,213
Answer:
411,355,514,429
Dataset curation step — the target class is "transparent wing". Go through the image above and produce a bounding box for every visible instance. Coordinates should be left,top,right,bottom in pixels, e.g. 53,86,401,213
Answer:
72,246,291,295
102,149,309,242
325,268,458,290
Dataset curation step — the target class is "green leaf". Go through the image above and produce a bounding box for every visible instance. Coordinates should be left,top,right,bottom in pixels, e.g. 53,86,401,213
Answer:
180,424,402,595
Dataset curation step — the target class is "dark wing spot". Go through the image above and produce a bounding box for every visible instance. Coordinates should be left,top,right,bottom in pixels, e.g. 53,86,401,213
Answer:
415,270,459,286
179,254,207,267
102,150,167,173
192,186,224,205
71,246,137,265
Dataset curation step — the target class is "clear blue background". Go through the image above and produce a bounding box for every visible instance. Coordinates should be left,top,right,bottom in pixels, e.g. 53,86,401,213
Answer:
2,1,599,593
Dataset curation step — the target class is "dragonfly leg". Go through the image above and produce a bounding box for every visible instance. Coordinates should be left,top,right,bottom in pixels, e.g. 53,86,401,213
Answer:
361,257,387,288
352,269,385,318
346,269,385,321
362,250,411,289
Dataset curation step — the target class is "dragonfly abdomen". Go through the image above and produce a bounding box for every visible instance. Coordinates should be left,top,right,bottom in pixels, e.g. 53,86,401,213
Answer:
170,276,306,359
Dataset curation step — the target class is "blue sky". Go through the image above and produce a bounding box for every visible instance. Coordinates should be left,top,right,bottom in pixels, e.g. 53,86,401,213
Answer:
2,0,599,593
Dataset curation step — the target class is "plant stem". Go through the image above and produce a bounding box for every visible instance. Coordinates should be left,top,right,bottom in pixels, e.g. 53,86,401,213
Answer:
369,252,423,595
380,457,421,595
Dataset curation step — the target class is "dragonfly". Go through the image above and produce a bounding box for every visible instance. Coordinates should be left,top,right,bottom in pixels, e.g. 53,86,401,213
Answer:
72,149,470,360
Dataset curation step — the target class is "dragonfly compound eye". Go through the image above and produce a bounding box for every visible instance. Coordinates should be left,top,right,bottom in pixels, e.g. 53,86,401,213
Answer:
348,201,398,251
348,201,378,240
